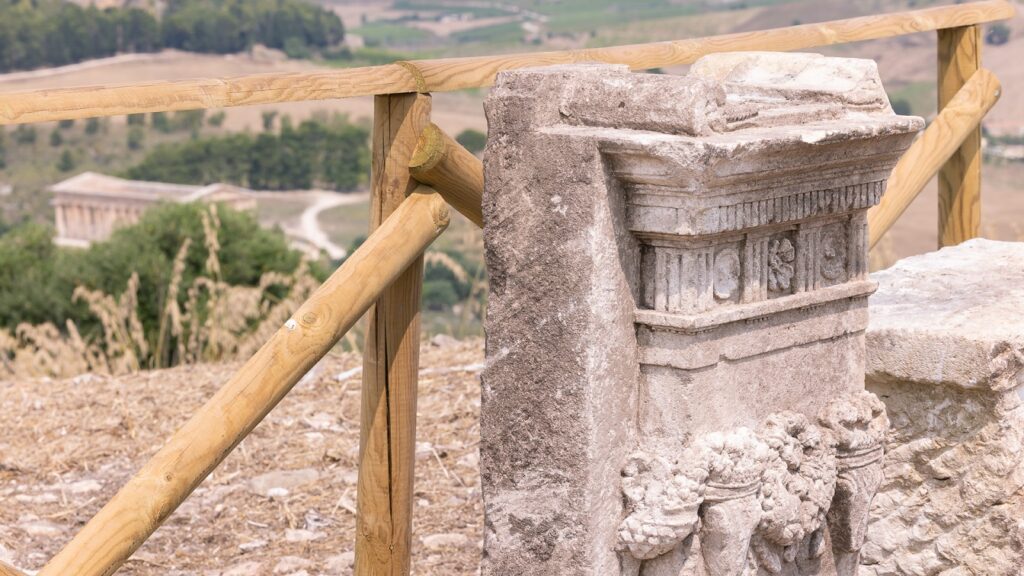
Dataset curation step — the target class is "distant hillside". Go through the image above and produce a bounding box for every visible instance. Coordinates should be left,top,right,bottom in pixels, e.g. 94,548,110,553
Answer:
0,0,344,73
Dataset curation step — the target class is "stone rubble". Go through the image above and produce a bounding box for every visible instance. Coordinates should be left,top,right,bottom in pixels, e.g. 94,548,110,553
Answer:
863,239,1024,576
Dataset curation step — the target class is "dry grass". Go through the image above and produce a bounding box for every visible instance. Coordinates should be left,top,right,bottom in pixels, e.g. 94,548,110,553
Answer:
0,339,485,576
0,205,323,380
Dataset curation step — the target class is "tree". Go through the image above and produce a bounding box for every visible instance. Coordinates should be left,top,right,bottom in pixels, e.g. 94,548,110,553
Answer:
127,126,145,151
262,111,278,132
423,280,459,311
127,113,146,126
172,110,206,132
0,0,341,74
58,119,75,130
124,115,369,191
986,23,1011,46
151,112,171,133
13,126,36,146
0,223,75,328
283,37,311,59
57,149,76,172
890,98,912,116
64,202,305,344
115,8,160,53
49,129,63,147
0,204,311,350
208,111,227,128
85,117,101,136
456,129,487,155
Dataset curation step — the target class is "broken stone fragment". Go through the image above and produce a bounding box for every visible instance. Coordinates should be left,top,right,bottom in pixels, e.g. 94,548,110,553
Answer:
864,239,1024,576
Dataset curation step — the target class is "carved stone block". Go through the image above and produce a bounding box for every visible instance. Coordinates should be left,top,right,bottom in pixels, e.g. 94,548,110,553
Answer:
481,52,921,575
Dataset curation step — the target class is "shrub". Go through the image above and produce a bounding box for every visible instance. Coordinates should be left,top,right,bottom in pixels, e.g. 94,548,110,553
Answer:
207,111,227,128
85,117,102,136
456,129,487,155
890,98,912,116
49,129,63,147
127,126,145,151
172,110,206,132
262,111,278,132
13,126,37,146
0,224,75,328
986,23,1011,46
57,149,77,172
423,280,459,311
0,204,326,376
152,112,170,133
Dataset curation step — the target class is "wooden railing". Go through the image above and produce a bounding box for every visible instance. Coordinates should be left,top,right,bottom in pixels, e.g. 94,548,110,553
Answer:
0,1,1013,575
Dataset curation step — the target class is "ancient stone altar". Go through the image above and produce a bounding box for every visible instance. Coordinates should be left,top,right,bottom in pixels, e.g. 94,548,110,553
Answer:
480,53,922,575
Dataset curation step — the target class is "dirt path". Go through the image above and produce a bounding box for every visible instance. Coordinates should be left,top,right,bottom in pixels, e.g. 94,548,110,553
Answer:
296,191,369,260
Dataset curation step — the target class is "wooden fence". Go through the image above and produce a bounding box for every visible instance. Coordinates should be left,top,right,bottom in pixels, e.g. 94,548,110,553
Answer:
0,1,1014,575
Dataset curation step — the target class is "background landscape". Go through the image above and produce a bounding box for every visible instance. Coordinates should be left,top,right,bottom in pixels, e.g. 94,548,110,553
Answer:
0,2,1021,575
0,0,1021,376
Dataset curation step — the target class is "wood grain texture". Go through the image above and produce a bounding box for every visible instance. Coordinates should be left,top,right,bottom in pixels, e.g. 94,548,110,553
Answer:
0,0,1013,125
409,123,484,228
937,25,982,247
868,69,1000,249
356,93,431,576
36,187,450,576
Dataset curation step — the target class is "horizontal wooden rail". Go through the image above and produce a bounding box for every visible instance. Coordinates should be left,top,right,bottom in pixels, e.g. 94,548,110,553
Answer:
410,124,484,228
868,68,1001,249
0,0,1013,125
38,187,451,576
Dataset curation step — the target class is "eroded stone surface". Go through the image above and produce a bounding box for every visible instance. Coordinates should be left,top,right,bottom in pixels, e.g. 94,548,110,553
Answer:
863,239,1024,576
481,52,920,576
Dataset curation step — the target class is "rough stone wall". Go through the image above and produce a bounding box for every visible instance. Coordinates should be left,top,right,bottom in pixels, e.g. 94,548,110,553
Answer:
863,239,1024,576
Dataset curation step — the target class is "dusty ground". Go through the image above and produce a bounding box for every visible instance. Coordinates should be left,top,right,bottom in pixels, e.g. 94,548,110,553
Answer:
0,339,485,576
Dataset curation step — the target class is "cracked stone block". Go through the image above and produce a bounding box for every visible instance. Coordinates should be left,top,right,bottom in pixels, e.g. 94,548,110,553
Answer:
481,53,921,576
864,239,1024,576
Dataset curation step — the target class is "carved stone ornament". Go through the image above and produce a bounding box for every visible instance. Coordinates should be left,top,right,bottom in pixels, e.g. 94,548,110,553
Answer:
617,392,888,576
767,238,795,293
479,52,920,576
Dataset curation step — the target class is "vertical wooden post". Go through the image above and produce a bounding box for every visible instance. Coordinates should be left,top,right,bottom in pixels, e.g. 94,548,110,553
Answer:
356,92,432,576
937,24,982,247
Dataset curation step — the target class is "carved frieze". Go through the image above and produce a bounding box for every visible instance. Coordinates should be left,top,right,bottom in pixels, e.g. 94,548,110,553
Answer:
617,392,889,576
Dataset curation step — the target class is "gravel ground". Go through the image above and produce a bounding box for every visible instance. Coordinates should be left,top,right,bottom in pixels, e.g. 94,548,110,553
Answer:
0,338,485,576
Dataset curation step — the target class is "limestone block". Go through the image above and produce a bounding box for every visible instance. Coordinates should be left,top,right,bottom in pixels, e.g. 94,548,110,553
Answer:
863,239,1024,576
481,53,921,576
